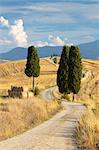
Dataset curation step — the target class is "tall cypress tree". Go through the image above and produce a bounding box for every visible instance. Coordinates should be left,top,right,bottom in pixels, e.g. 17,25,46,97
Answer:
68,45,82,101
25,46,40,92
57,45,70,94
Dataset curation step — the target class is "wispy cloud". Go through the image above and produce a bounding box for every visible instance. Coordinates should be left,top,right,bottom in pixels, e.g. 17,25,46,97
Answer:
0,39,12,45
1,2,99,21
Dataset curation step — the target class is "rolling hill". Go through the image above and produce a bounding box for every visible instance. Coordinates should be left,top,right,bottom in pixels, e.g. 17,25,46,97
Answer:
0,40,99,60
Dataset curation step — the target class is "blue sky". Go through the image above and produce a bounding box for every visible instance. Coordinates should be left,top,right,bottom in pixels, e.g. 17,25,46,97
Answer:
0,0,99,53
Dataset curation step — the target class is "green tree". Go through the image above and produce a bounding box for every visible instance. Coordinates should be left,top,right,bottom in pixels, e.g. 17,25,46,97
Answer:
68,45,82,101
25,46,40,92
53,57,57,64
57,45,70,94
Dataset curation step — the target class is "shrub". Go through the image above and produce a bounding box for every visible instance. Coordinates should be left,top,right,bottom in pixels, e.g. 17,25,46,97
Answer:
53,57,57,64
61,93,70,101
34,86,40,96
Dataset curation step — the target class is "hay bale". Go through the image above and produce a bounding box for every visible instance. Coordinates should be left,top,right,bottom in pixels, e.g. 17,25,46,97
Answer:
19,93,22,99
8,90,11,97
8,86,24,98
11,86,13,91
20,87,23,92
11,86,17,92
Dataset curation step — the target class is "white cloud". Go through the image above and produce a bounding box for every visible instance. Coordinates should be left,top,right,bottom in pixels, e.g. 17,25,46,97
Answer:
31,35,73,47
0,16,28,47
0,16,9,27
67,43,74,46
9,19,28,47
49,35,65,46
31,36,73,47
0,39,12,45
32,41,48,47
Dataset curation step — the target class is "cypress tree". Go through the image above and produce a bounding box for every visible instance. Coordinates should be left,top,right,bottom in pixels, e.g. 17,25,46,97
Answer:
25,46,40,92
68,45,82,101
57,45,70,94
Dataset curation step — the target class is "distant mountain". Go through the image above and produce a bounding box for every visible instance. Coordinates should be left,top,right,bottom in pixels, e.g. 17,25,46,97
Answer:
79,40,99,60
0,46,62,60
0,40,99,60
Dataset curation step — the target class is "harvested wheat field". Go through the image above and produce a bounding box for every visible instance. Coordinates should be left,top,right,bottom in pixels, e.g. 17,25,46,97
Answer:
77,59,99,108
0,58,99,105
0,58,57,96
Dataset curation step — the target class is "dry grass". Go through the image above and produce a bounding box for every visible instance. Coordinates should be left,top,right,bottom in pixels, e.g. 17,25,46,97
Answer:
0,59,57,95
76,109,99,149
0,97,60,141
76,59,99,111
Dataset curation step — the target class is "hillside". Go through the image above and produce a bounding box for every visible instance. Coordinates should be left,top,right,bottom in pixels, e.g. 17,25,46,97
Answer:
0,40,99,60
0,59,57,95
78,59,99,105
0,58,99,104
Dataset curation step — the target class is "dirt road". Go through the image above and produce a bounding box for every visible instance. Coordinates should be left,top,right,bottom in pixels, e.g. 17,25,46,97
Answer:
0,88,85,150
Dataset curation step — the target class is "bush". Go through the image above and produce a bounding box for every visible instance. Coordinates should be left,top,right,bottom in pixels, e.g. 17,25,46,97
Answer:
53,57,57,64
34,86,40,96
61,93,70,101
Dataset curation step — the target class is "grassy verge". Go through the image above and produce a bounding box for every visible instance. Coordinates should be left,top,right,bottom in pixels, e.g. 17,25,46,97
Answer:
0,97,61,141
76,108,99,149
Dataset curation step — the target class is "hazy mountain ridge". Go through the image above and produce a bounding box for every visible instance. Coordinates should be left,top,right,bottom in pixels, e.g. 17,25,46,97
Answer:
0,40,99,60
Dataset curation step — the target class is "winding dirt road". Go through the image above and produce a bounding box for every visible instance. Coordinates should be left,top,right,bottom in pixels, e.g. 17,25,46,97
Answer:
0,88,85,150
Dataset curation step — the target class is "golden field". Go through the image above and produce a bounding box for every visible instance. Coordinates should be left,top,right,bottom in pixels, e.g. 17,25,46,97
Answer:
0,58,99,105
0,58,57,96
77,59,99,108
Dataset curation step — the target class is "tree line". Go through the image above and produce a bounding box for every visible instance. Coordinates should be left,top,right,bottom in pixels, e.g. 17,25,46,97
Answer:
25,45,82,100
